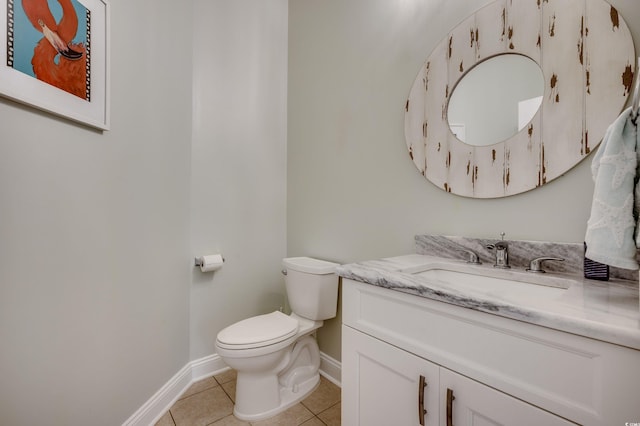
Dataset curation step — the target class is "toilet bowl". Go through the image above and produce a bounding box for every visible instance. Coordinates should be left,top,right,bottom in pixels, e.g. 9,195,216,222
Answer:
215,257,339,421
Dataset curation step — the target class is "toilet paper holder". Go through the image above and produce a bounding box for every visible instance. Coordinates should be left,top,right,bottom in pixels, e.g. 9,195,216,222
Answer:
194,255,226,267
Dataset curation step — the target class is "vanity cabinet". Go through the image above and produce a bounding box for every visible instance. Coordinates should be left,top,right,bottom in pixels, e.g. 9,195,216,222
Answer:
343,326,572,425
342,325,439,425
342,278,640,425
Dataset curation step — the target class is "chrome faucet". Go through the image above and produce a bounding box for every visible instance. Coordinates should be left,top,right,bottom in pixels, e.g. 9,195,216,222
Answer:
486,233,510,269
526,257,564,273
460,248,481,264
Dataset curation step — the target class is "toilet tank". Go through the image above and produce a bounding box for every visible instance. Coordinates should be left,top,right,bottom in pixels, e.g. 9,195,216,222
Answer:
282,257,340,321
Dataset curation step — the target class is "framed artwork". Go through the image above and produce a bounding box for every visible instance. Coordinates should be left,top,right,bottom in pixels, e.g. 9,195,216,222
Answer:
1,0,109,130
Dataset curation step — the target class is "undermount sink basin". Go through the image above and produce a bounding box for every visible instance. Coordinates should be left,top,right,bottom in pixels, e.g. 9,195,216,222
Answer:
400,261,574,300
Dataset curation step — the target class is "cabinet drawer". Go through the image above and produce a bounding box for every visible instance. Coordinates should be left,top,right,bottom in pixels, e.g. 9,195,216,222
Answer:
343,279,640,425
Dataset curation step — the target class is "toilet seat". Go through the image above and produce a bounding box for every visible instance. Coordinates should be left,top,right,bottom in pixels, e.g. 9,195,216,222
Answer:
216,311,299,350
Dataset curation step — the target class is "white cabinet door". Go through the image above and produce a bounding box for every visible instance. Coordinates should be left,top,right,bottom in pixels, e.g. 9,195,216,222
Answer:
342,325,440,426
439,368,575,426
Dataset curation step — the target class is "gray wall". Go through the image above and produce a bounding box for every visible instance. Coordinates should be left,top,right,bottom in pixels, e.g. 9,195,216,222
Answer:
288,0,640,360
1,0,289,423
190,0,288,360
0,1,193,424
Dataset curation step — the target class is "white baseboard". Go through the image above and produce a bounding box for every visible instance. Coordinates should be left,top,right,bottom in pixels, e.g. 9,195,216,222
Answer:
122,352,341,426
189,353,228,382
121,354,229,426
319,351,341,387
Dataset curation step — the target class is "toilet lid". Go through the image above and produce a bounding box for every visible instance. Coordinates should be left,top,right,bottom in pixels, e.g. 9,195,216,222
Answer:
216,311,299,349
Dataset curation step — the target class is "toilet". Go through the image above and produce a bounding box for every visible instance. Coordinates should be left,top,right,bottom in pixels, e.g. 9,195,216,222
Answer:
215,257,340,421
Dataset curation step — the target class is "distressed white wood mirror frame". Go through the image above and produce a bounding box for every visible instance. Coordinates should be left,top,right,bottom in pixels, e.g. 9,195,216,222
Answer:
404,0,635,198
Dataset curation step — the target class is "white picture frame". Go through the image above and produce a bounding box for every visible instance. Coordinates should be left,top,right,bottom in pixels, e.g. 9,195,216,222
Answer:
1,0,110,130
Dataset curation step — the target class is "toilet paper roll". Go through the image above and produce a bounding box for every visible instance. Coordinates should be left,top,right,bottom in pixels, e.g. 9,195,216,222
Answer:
197,254,224,272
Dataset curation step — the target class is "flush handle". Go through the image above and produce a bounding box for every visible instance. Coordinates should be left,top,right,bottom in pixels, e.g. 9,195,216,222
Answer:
418,375,427,425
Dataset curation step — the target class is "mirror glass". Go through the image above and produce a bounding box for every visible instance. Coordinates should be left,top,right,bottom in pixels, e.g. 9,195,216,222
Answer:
447,54,544,146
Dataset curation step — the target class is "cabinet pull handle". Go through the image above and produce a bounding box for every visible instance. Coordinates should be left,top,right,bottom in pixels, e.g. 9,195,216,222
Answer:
446,388,455,426
418,375,427,425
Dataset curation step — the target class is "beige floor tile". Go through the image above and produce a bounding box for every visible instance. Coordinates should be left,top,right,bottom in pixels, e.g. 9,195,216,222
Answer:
301,376,341,415
179,376,219,400
211,414,250,425
300,417,325,426
251,403,315,426
170,368,342,426
317,402,341,426
215,368,237,385
221,379,236,403
154,410,175,426
170,386,233,426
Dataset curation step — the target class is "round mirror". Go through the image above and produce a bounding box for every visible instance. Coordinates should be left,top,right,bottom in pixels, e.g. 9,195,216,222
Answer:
404,0,634,198
447,54,544,146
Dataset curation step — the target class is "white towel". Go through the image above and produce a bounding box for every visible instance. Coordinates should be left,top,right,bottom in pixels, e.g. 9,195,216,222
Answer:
585,107,639,270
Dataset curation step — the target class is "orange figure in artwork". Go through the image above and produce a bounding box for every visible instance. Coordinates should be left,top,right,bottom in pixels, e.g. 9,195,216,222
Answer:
21,0,87,99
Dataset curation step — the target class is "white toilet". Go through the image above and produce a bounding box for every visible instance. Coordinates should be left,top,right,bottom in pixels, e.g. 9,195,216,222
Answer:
215,257,339,421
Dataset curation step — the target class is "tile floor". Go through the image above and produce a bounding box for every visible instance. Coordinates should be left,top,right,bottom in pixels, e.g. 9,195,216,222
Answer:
155,370,341,426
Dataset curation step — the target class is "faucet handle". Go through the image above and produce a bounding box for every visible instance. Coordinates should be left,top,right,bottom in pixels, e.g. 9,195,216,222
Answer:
486,240,508,251
461,249,481,264
526,257,564,273
495,240,508,249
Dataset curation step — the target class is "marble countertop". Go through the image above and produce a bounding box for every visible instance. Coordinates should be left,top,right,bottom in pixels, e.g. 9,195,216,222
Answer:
337,254,640,350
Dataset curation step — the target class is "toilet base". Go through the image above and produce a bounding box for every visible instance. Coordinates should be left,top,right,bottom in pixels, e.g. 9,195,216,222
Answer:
233,373,320,421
